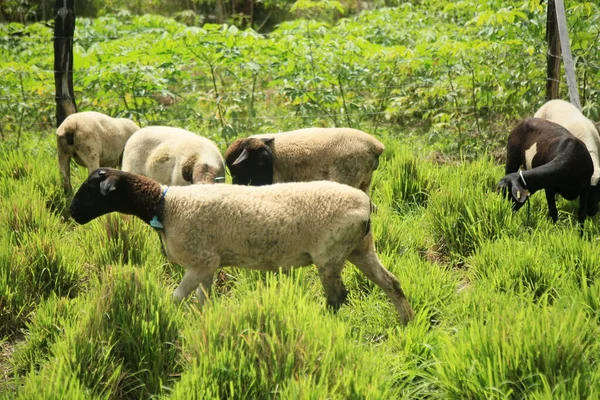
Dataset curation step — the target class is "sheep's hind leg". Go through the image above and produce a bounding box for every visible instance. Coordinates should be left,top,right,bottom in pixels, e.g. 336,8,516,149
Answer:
315,261,348,312
57,146,72,196
348,235,414,325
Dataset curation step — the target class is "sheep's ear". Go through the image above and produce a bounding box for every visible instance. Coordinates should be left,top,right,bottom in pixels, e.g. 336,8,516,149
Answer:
232,148,250,166
99,176,118,196
511,185,528,203
260,137,275,146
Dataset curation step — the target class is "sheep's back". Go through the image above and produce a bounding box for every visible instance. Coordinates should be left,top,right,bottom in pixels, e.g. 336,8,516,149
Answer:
252,128,384,186
162,181,371,267
57,111,139,166
535,100,600,184
122,127,224,185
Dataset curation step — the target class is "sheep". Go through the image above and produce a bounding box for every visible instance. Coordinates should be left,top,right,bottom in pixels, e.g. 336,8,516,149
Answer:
534,99,600,185
121,126,226,186
69,168,414,325
224,128,385,193
56,111,140,196
497,117,600,227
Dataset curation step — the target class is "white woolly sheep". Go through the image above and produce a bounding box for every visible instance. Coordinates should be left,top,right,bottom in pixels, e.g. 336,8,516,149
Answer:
56,111,140,195
534,99,600,185
69,168,414,325
497,117,600,228
224,128,385,193
121,126,226,186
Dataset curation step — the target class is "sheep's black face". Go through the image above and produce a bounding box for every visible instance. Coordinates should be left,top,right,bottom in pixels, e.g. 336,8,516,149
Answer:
226,138,274,186
70,168,120,224
497,173,528,211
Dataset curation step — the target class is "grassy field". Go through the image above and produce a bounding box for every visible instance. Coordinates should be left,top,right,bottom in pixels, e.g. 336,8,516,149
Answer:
1,130,600,399
2,0,600,398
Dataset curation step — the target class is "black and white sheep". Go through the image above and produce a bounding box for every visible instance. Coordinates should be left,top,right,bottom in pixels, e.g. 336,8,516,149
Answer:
121,126,226,186
497,117,600,226
224,128,385,193
534,99,600,185
69,168,414,325
56,111,140,195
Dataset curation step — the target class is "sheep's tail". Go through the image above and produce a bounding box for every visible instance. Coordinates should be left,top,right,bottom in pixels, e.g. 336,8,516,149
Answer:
371,141,385,170
57,120,76,145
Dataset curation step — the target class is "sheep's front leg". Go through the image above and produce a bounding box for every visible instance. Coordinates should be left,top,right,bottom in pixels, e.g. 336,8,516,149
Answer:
173,268,204,302
195,271,216,306
545,189,558,223
173,256,218,305
315,261,348,311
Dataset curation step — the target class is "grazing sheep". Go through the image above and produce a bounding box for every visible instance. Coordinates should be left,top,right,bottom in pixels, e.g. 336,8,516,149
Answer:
224,128,385,193
534,99,600,185
69,168,414,325
121,126,226,186
56,111,140,195
497,117,600,227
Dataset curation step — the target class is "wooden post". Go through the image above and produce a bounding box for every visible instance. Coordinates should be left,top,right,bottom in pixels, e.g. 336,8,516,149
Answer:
545,0,561,102
54,0,77,128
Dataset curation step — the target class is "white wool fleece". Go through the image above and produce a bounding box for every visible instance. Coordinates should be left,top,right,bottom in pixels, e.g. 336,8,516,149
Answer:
535,99,600,185
122,126,225,186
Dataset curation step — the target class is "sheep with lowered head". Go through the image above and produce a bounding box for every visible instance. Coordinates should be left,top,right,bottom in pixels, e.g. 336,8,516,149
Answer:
121,126,226,186
224,128,384,193
69,168,414,325
497,117,600,228
56,111,140,195
534,99,600,185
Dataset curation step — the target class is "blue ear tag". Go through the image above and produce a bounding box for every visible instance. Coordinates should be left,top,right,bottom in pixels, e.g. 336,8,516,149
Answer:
214,176,226,182
150,216,164,229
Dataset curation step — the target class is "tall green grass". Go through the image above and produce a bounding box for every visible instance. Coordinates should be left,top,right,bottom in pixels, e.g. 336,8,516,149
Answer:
14,266,184,399
171,273,394,399
431,301,599,398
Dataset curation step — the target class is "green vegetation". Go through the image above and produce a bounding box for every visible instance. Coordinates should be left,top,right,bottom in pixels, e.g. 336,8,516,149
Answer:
2,0,600,398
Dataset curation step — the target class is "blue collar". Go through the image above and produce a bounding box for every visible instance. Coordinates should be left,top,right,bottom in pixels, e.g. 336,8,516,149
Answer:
150,186,169,230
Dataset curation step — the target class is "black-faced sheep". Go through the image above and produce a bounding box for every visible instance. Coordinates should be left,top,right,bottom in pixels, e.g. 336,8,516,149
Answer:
121,126,226,186
534,99,600,185
56,111,140,195
224,128,385,193
69,168,414,325
497,117,600,226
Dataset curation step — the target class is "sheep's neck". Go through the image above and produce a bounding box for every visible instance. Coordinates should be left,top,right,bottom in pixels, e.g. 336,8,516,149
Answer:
122,176,165,225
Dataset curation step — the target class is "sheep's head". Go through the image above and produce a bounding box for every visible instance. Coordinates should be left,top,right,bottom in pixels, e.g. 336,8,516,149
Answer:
69,168,124,224
497,173,529,211
225,137,274,186
70,168,161,224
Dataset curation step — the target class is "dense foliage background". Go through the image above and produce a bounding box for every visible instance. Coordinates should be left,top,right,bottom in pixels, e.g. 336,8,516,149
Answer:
2,0,599,157
1,0,600,398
